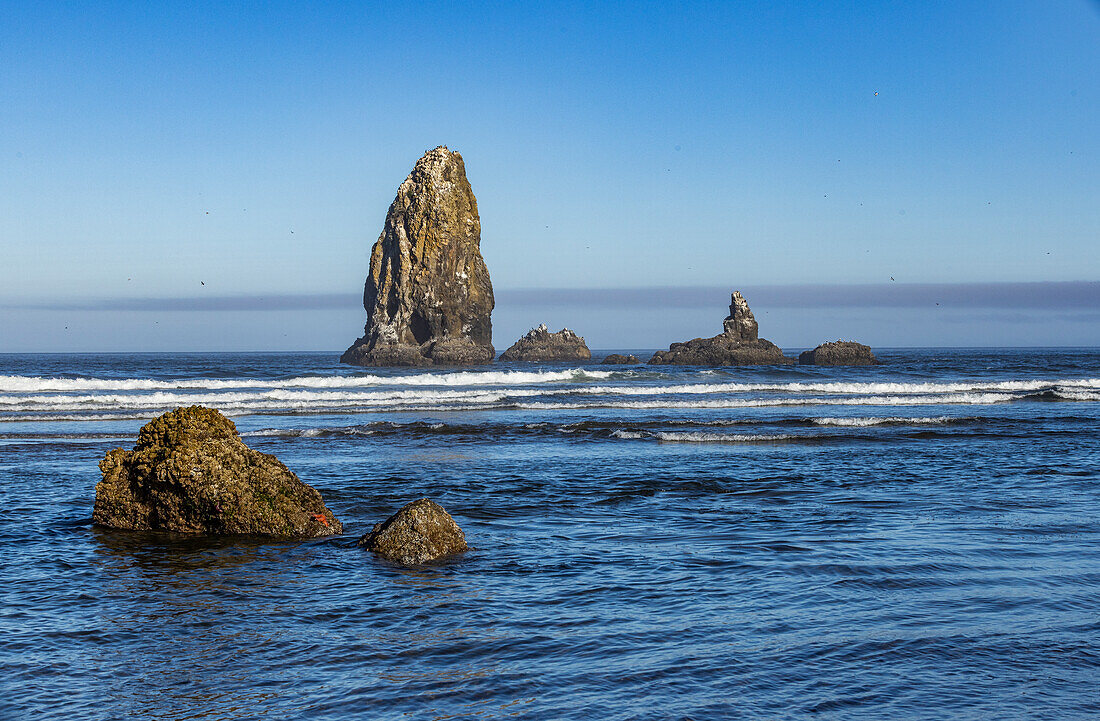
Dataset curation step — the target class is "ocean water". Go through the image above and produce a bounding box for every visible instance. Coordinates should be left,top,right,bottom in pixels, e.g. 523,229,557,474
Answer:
2,348,1099,720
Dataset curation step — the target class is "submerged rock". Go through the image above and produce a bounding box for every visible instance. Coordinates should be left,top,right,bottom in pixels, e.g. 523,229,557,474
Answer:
601,353,640,364
93,406,342,537
799,341,879,366
649,291,793,366
341,146,495,367
499,324,591,362
358,498,468,566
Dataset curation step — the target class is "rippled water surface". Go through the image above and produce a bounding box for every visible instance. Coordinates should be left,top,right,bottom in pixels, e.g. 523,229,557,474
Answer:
2,349,1099,719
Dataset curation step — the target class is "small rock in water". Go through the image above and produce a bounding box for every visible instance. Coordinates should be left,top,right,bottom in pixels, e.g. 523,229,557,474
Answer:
358,498,468,566
799,341,879,366
93,406,342,537
601,353,640,364
499,323,591,362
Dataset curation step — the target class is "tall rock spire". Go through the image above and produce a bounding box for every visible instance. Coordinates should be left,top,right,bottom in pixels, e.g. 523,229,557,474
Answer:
341,146,495,366
722,291,758,341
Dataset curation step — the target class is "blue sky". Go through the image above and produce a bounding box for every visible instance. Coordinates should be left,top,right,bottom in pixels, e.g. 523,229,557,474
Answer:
1,1,1097,351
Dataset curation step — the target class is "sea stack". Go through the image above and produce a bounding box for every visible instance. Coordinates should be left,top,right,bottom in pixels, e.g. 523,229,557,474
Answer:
799,341,879,366
93,406,342,537
499,324,591,362
648,291,793,365
341,146,495,366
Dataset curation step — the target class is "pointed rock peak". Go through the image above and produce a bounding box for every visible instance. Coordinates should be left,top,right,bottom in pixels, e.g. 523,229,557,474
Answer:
722,290,759,341
403,146,465,191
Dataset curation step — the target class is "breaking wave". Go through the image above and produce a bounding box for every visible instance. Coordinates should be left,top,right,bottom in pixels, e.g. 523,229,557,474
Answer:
612,430,798,443
0,368,615,393
811,416,955,427
2,368,1097,419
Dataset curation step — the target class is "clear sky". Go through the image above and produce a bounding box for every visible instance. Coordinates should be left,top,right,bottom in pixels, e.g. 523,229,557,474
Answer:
1,1,1097,351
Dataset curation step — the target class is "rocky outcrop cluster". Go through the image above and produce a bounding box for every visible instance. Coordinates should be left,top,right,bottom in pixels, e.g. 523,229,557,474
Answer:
799,341,878,366
499,324,591,362
341,146,495,367
601,354,640,364
358,498,468,566
93,406,342,537
648,291,792,365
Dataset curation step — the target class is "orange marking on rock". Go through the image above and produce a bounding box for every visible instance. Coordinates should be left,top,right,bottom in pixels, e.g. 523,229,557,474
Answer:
311,513,329,527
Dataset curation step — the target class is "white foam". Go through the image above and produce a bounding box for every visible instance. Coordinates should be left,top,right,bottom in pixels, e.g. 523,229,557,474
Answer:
811,416,955,427
0,368,615,393
519,392,1016,410
653,432,796,442
0,388,517,412
611,429,795,442
1054,390,1100,401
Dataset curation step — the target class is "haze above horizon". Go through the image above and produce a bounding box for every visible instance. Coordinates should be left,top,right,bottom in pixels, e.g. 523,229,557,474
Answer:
1,1,1097,351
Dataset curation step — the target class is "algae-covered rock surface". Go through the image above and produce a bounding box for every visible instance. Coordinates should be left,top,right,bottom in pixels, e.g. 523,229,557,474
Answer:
358,498,468,566
93,406,342,537
341,146,495,366
499,324,591,362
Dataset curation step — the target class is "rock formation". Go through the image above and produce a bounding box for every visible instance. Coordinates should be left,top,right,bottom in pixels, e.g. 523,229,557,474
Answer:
93,406,342,537
499,324,591,362
648,291,793,365
722,291,759,341
601,354,640,364
358,498,468,566
799,341,879,366
341,146,495,366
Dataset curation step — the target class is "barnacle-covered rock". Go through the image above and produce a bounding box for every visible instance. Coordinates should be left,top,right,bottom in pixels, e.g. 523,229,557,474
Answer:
358,498,467,566
93,406,341,537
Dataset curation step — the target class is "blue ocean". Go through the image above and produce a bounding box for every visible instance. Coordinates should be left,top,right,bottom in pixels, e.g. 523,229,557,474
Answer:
2,348,1099,720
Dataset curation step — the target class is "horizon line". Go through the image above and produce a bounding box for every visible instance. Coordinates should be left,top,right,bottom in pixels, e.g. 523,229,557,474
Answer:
3,280,1098,312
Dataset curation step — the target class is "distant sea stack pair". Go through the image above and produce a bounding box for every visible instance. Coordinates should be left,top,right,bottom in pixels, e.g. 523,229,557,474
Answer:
95,406,467,565
648,292,878,365
340,146,596,366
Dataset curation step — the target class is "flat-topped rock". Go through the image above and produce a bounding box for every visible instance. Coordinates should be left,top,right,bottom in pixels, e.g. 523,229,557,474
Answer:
94,406,342,537
358,498,468,566
341,146,495,367
499,324,591,362
601,353,640,364
649,336,793,365
799,341,879,366
649,291,793,366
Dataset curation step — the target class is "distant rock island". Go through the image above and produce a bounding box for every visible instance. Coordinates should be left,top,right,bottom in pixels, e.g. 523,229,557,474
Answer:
500,324,591,362
799,341,878,365
601,353,640,365
341,146,495,366
648,291,793,365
